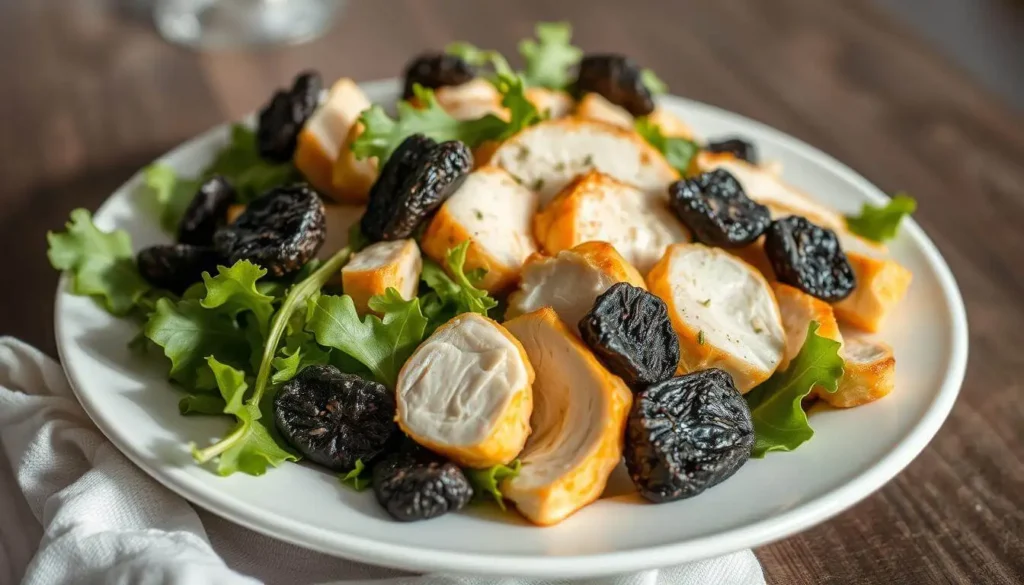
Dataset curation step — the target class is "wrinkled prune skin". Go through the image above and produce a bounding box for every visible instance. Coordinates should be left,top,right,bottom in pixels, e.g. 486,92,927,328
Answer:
706,137,758,164
402,52,475,100
764,215,856,302
177,176,237,246
668,169,771,248
256,71,323,162
213,184,326,277
361,135,472,242
372,451,473,522
137,244,221,294
626,369,754,503
574,54,655,117
274,365,397,472
579,283,679,390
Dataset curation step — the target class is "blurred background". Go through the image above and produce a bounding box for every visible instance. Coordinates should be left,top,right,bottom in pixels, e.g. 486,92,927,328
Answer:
0,1,1022,583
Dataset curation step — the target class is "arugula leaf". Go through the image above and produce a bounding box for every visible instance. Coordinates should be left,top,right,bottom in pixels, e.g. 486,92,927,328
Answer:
339,459,372,491
518,22,583,90
640,68,668,96
845,193,917,243
421,242,499,320
744,322,844,457
144,298,251,390
352,85,508,163
465,460,521,510
203,125,299,203
189,357,297,476
634,117,698,176
199,261,276,336
143,164,202,233
306,288,428,388
179,393,228,416
47,209,151,316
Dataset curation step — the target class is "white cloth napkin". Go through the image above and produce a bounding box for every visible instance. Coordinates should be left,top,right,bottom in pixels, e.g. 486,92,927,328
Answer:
0,337,766,585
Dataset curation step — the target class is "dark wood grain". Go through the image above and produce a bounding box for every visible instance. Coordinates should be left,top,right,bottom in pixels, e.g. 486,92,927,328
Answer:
1,0,1022,583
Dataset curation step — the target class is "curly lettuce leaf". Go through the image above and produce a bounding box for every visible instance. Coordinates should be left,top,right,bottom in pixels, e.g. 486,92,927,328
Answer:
744,321,844,457
420,241,499,323
634,117,698,176
47,209,151,316
179,393,228,416
465,460,521,510
143,165,202,233
199,260,276,336
640,68,668,96
518,22,582,90
339,459,372,492
492,73,543,140
189,357,297,476
845,193,916,243
305,288,428,388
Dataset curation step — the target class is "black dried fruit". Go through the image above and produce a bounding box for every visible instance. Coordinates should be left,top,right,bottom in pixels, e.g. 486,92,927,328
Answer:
764,215,856,302
626,369,754,503
177,176,237,246
213,184,326,277
578,282,679,390
372,451,473,522
706,137,758,164
574,54,655,117
402,52,475,100
361,135,472,242
668,169,771,248
256,71,323,162
274,365,397,472
136,244,221,294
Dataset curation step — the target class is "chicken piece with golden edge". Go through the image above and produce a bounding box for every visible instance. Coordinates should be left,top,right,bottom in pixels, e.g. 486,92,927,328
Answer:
833,251,913,333
294,78,371,201
575,93,695,140
648,243,786,392
331,122,378,204
486,118,678,204
827,337,896,407
341,239,422,315
396,313,534,469
534,171,690,274
502,308,632,525
524,87,574,119
507,241,646,332
421,167,539,293
433,79,508,121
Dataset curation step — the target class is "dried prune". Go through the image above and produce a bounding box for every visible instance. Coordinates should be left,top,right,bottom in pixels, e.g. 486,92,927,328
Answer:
706,137,758,164
764,215,856,302
274,365,397,472
625,369,754,503
669,169,772,248
137,244,221,294
578,282,679,390
574,54,655,117
213,184,326,277
360,135,472,242
177,176,237,246
402,52,475,100
256,71,323,162
372,451,473,522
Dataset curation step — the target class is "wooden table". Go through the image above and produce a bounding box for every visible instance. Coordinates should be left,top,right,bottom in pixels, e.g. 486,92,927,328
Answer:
2,1,1022,583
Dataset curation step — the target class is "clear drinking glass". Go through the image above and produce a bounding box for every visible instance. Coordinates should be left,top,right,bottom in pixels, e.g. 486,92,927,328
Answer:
153,0,344,49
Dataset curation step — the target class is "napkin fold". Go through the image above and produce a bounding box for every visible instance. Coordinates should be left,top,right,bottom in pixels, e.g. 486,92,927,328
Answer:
0,337,765,585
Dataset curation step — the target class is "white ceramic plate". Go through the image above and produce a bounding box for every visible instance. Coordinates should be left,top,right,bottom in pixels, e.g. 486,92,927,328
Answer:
55,80,968,578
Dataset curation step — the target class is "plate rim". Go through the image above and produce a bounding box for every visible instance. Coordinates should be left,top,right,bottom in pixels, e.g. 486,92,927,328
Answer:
55,79,969,578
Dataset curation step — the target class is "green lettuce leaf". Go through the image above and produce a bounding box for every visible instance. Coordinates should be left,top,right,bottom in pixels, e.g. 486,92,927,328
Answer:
143,164,202,233
420,241,499,322
47,209,151,316
339,459,372,491
465,460,521,510
199,260,276,336
634,117,698,176
445,42,515,79
744,321,844,457
179,393,228,416
305,288,428,388
204,125,299,203
845,193,917,243
189,357,297,476
640,69,668,96
492,73,543,140
517,22,583,90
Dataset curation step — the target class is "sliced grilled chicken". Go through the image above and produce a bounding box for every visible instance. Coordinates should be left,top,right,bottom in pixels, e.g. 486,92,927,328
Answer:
331,122,378,204
421,167,539,292
294,78,371,201
525,87,574,119
487,118,678,203
433,78,507,121
772,282,844,371
396,313,534,469
647,243,786,392
833,252,913,332
824,336,895,407
534,171,690,274
507,241,647,332
341,239,422,315
575,92,634,129
502,308,632,525
647,107,695,140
